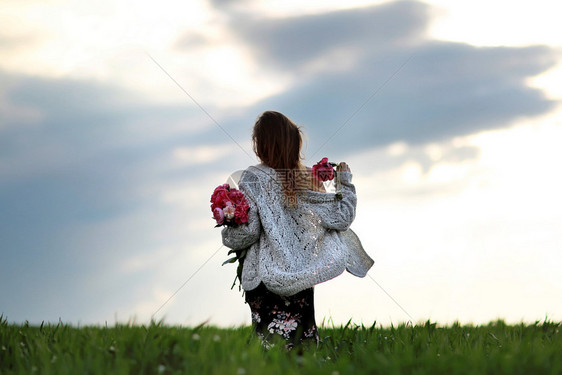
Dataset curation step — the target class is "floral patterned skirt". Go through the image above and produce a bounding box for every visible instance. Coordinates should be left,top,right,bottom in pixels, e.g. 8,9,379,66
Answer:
245,283,320,348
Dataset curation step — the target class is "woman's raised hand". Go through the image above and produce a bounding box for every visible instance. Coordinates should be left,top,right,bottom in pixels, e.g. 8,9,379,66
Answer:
337,162,351,173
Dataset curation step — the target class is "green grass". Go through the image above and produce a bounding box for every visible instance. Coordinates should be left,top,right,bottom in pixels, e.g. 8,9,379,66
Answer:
1,315,560,374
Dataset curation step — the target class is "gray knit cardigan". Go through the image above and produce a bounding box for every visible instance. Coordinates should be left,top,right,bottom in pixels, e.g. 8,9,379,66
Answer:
221,163,374,296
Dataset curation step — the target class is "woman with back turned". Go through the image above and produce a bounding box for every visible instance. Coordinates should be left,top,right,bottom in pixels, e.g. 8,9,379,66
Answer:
221,110,373,348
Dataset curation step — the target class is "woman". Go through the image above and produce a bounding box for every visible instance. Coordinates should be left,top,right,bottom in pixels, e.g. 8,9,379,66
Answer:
221,111,373,348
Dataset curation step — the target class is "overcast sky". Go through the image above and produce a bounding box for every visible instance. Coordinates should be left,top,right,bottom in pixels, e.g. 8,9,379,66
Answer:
1,0,561,327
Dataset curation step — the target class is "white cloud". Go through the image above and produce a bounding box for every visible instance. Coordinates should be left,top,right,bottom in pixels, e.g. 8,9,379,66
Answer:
386,141,408,157
427,0,562,47
0,0,296,109
172,143,250,166
341,115,562,325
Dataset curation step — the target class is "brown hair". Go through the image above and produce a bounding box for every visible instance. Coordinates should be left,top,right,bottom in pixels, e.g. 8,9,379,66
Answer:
252,111,312,206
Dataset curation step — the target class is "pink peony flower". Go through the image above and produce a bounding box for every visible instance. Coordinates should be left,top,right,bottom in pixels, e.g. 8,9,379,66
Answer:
210,183,250,227
227,189,245,205
234,203,250,224
223,203,236,220
213,207,225,225
210,184,230,211
312,157,335,181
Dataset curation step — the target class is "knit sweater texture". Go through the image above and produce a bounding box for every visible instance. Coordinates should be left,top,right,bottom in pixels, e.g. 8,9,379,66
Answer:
221,163,374,296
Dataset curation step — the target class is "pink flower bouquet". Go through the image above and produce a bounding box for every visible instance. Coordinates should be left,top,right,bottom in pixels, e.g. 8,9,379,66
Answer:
312,157,343,200
210,184,250,227
312,157,335,181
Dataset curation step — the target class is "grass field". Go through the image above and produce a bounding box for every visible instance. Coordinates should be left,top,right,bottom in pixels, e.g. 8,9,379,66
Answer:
1,315,560,374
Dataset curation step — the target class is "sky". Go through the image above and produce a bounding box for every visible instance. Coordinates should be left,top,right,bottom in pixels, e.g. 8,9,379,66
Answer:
1,0,561,327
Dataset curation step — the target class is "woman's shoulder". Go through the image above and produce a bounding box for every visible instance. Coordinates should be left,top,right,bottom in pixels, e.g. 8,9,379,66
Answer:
236,164,273,192
247,163,274,174
241,164,276,182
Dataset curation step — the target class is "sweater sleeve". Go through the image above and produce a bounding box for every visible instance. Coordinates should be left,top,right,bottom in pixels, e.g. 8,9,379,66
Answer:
309,171,357,231
221,173,262,250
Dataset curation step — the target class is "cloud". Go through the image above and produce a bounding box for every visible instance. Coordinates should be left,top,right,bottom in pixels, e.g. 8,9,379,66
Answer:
237,1,428,69
197,0,559,159
0,70,233,178
0,69,250,241
0,70,252,323
174,31,216,50
0,32,37,51
287,42,558,152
